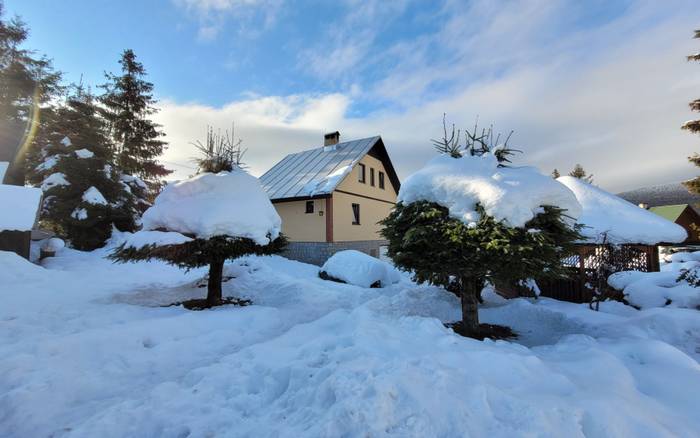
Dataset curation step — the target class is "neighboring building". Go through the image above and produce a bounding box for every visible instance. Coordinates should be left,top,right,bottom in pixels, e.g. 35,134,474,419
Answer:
260,132,400,265
648,204,700,244
617,182,700,208
0,184,42,259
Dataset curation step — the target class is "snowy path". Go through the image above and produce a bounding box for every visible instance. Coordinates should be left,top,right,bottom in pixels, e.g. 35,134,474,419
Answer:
1,249,699,437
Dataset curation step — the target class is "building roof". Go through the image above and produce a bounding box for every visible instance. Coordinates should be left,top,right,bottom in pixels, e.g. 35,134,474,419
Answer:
617,182,700,208
648,204,694,222
260,136,399,201
0,184,42,232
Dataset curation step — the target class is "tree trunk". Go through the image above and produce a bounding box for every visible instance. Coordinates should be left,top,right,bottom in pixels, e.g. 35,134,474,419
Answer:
460,279,480,335
206,259,225,306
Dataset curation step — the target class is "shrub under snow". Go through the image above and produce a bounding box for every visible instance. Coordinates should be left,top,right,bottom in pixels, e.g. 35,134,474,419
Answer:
608,270,700,309
320,250,401,288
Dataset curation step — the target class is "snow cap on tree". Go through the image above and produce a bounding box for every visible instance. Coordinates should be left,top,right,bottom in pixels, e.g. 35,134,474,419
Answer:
141,170,281,245
398,152,582,228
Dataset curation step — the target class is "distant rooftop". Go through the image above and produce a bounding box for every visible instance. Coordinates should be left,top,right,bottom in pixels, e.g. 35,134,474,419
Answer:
260,136,382,201
617,182,700,208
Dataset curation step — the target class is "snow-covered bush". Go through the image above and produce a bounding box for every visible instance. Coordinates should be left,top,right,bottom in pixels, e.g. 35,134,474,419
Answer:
319,250,400,288
382,120,583,337
608,270,700,309
111,168,287,309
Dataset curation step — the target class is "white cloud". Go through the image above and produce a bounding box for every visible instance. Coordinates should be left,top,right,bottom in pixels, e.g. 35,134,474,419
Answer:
158,1,700,193
174,0,281,40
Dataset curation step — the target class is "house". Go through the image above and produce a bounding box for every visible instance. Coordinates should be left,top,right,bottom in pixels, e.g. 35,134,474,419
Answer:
259,132,400,265
0,183,42,259
648,204,700,244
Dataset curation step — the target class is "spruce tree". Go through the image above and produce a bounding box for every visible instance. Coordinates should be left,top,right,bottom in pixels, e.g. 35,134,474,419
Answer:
110,129,287,309
552,168,560,178
0,1,61,184
100,49,170,194
381,121,582,338
682,30,700,195
568,164,593,183
30,86,140,250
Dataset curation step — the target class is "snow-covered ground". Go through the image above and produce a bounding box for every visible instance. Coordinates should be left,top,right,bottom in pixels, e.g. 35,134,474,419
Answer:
1,244,700,437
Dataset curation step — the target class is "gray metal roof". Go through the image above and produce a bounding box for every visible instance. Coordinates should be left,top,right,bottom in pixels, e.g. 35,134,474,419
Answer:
260,136,380,201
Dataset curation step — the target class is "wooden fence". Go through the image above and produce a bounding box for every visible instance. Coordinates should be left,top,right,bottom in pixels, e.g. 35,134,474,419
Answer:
537,244,660,303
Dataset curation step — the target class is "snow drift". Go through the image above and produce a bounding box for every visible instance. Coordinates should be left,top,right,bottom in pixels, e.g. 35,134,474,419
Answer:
320,250,401,287
141,170,281,245
558,176,687,244
398,153,581,227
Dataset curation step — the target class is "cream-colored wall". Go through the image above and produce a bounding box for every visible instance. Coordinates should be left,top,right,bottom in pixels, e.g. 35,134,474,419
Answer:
273,199,326,242
332,191,394,241
336,154,397,202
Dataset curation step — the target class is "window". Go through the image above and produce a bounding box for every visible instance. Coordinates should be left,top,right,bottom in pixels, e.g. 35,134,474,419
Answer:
370,168,375,186
378,171,385,189
358,163,366,183
305,200,314,214
352,203,360,225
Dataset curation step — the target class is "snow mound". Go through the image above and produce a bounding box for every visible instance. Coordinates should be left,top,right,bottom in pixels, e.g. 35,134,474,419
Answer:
82,186,107,205
122,230,193,249
665,251,700,264
74,148,94,159
41,172,69,191
608,270,700,309
0,184,42,231
141,170,281,245
399,153,581,227
41,237,65,252
0,250,45,283
320,250,401,287
558,176,687,244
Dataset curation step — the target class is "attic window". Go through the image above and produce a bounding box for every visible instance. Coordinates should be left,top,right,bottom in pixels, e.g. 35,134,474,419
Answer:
370,168,375,186
358,164,366,183
305,200,314,214
379,172,385,189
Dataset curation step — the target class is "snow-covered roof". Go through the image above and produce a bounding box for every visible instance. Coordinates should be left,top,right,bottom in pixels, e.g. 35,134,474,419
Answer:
142,170,281,245
259,136,399,201
0,184,42,231
558,176,687,244
398,153,582,228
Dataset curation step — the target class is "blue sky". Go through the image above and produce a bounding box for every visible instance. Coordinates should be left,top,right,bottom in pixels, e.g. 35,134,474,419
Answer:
6,0,700,190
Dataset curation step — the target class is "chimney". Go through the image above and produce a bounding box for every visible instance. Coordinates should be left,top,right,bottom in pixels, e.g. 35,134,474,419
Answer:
324,131,340,146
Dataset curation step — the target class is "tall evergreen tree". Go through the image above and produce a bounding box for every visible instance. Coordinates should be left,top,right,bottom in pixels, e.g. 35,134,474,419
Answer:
29,86,140,250
0,1,61,183
100,49,170,193
552,168,561,178
682,30,700,195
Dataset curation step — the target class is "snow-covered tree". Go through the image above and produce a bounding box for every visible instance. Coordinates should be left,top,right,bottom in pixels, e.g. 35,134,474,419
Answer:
381,120,583,338
551,168,560,178
110,137,286,309
568,164,593,183
29,86,141,250
683,30,700,195
100,49,171,194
